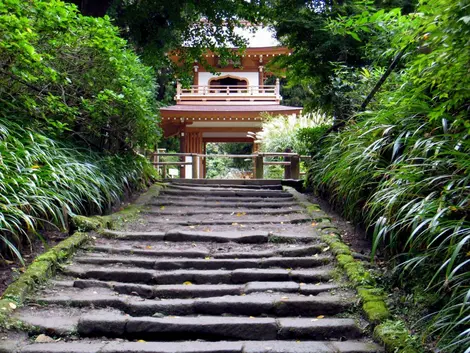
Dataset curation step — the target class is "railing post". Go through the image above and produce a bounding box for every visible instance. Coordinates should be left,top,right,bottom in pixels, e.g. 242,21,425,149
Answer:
192,155,199,179
290,155,300,179
254,155,264,179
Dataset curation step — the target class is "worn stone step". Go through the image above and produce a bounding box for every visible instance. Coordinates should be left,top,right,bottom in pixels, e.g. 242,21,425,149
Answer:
100,229,318,243
147,216,311,226
170,182,284,190
74,255,331,270
74,313,360,341
63,265,333,284
69,280,338,298
89,244,326,259
35,290,351,317
146,207,303,216
162,189,292,198
150,200,298,208
17,340,383,353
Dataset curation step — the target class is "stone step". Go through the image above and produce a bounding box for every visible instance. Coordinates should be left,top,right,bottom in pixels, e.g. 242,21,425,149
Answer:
161,189,292,198
146,207,303,216
35,291,352,317
147,216,311,226
74,255,331,270
154,195,295,203
63,265,333,284
77,314,361,341
69,280,338,298
150,200,298,208
17,340,383,353
100,229,318,243
89,244,326,259
170,182,284,190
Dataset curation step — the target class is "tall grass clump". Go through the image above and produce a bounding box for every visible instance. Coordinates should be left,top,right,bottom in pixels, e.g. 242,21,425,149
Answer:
307,1,469,350
0,119,156,260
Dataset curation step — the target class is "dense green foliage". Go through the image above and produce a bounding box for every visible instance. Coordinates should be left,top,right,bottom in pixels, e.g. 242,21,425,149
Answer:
0,0,160,151
206,143,253,179
268,0,417,119
0,0,160,260
303,1,469,350
255,113,332,155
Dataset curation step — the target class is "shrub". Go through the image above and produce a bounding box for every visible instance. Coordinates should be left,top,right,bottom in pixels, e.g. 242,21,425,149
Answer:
0,0,160,151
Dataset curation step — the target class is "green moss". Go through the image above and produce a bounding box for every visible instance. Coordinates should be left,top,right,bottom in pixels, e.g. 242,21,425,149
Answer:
363,300,389,323
344,261,373,285
374,321,419,353
306,204,321,212
71,215,104,231
0,231,90,328
358,287,385,302
330,241,352,256
134,183,165,206
337,254,355,266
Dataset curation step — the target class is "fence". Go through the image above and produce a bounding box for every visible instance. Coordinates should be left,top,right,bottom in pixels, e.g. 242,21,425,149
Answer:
150,152,311,179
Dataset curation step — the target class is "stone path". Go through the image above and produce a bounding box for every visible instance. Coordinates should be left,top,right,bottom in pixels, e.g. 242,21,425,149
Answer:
3,181,383,353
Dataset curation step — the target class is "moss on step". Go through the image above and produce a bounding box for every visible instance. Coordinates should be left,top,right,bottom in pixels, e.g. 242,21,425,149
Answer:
70,183,164,231
286,189,419,353
374,321,420,353
71,215,107,231
0,231,89,329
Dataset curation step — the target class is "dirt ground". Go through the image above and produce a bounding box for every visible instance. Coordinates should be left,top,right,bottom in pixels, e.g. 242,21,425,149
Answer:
306,193,372,256
0,230,67,296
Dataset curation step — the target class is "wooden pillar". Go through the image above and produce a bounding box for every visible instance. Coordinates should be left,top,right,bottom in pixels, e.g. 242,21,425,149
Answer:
254,155,264,179
180,131,186,179
290,155,300,179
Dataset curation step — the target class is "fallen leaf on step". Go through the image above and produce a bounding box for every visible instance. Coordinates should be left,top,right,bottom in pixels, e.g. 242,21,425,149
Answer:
299,283,305,286
317,315,325,319
249,316,255,319
204,257,211,260
189,225,196,229
146,245,153,249
311,319,318,322
160,206,165,210
137,340,146,343
35,334,54,343
311,222,317,226
236,212,246,217
8,302,16,309
281,296,289,300
203,228,212,232
183,281,192,286
322,246,330,252
232,222,238,226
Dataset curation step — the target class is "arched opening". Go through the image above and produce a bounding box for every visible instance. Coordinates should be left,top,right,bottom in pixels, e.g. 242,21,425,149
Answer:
208,75,249,94
209,75,248,87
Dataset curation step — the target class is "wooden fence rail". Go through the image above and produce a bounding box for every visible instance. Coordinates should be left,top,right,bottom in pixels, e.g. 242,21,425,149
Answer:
150,152,310,180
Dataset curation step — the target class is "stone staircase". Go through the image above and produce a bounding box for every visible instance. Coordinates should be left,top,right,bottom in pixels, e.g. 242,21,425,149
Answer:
5,181,383,353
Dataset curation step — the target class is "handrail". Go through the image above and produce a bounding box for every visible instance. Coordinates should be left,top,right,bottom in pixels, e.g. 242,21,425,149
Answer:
175,83,281,102
150,152,305,158
151,152,311,180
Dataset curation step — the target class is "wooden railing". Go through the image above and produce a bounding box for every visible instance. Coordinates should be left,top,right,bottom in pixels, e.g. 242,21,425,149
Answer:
175,82,281,103
150,152,311,179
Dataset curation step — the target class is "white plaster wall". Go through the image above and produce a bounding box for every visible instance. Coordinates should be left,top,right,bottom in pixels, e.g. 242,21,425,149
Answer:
198,72,259,86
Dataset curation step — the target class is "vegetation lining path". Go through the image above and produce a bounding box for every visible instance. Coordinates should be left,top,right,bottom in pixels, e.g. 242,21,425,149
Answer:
2,181,383,353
